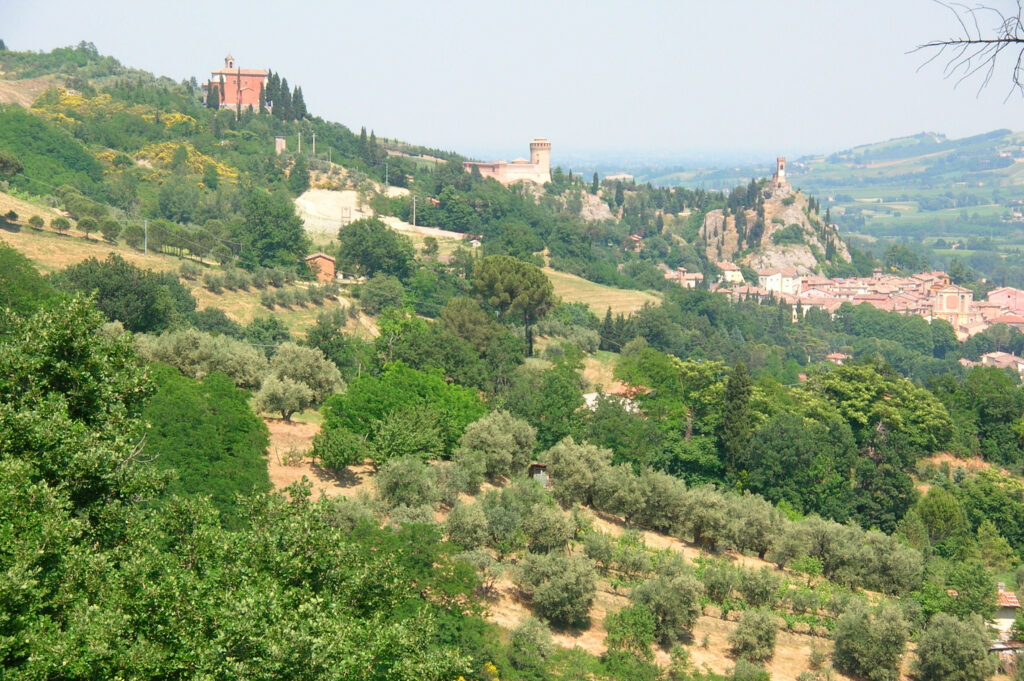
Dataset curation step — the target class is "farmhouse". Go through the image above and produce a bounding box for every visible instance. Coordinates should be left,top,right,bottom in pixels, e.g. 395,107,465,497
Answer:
994,583,1021,639
304,252,336,282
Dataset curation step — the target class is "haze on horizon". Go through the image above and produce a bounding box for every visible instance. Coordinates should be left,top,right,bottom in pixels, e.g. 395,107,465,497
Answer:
3,0,1024,164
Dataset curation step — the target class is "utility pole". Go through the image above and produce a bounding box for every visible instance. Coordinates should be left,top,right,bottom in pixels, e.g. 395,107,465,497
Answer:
297,133,301,154
412,196,417,227
385,161,388,186
312,132,316,156
143,219,148,255
328,148,332,164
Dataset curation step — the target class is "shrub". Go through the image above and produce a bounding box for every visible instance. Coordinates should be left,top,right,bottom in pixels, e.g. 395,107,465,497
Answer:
4,209,18,222
371,406,445,463
27,215,44,230
51,216,70,234
509,616,553,676
313,427,368,471
738,568,783,608
203,272,224,293
605,604,656,660
374,456,441,510
260,290,276,308
730,660,771,681
180,260,201,280
728,608,778,662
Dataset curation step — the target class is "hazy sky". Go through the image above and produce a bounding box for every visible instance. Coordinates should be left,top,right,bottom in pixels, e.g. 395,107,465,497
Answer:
4,0,1024,162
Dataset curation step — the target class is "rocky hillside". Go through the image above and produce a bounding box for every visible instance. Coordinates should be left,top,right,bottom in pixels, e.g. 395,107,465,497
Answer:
700,182,850,274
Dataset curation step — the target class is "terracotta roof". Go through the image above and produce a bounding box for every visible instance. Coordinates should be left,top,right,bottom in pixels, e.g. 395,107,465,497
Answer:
304,252,335,262
990,314,1024,324
997,590,1021,608
211,68,268,76
717,261,740,271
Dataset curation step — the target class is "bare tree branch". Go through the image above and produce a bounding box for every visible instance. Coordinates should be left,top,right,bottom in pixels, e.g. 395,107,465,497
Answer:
912,1,1024,100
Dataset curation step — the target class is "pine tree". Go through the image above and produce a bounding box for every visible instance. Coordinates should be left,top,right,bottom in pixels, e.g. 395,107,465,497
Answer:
720,361,753,479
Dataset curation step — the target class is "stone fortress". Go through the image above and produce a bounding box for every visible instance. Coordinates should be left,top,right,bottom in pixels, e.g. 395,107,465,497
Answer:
463,138,552,185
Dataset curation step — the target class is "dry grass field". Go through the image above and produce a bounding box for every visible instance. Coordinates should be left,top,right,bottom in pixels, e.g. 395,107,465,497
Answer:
543,266,660,316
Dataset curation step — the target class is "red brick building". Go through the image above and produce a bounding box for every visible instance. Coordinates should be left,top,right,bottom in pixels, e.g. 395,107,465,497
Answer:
206,55,267,111
304,253,336,282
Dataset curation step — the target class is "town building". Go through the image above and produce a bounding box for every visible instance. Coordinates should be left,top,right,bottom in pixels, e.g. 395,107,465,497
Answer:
664,267,704,289
304,252,336,282
717,261,744,284
758,268,802,296
205,55,268,111
463,138,552,185
994,584,1021,639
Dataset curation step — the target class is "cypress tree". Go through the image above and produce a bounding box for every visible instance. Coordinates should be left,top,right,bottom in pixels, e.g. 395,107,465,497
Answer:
599,307,614,351
592,172,599,194
258,83,266,114
369,130,379,164
720,361,753,479
278,78,292,120
358,127,368,162
292,86,306,119
207,84,220,109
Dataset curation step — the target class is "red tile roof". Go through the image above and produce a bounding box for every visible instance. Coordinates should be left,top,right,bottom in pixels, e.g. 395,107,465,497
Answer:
997,590,1021,608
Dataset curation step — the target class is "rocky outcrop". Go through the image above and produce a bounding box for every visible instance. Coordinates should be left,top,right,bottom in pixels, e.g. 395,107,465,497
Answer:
700,188,849,275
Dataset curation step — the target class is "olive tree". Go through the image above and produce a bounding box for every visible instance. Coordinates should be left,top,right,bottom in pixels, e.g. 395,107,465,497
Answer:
268,342,343,403
833,601,908,681
444,500,489,550
453,410,536,484
631,563,704,646
912,614,996,681
254,375,313,421
542,437,612,508
729,608,778,662
374,456,441,511
515,551,597,627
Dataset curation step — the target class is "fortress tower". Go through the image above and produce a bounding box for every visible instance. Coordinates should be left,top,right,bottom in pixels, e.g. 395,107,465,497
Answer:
773,156,788,187
463,138,552,185
530,137,552,176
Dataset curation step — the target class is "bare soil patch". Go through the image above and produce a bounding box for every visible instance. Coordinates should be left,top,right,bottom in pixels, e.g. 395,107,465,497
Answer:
264,417,375,499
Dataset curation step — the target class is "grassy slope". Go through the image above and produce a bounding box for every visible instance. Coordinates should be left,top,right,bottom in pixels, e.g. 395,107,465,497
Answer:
543,266,661,316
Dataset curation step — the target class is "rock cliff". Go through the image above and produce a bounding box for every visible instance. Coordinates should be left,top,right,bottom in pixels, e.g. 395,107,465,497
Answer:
699,184,849,274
